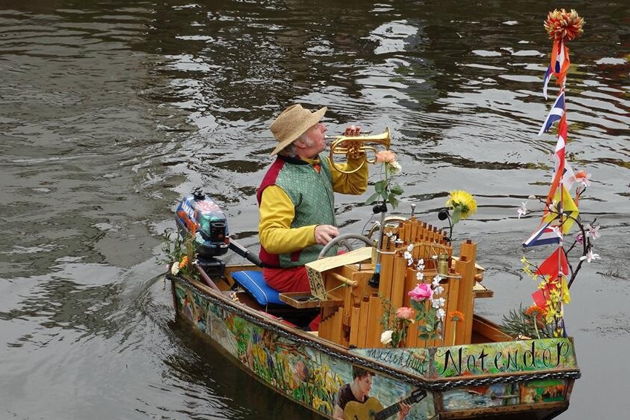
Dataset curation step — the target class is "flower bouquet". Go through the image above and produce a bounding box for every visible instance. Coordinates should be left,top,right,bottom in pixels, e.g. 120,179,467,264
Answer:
408,279,446,341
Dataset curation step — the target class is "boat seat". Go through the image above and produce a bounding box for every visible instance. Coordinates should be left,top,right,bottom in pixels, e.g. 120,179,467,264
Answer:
231,270,286,306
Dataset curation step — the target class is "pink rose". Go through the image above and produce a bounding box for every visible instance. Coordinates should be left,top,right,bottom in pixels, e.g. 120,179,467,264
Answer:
408,283,433,301
375,150,397,163
396,306,415,320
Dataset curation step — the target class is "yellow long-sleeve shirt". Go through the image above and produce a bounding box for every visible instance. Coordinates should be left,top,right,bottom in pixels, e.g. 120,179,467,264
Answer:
259,156,368,255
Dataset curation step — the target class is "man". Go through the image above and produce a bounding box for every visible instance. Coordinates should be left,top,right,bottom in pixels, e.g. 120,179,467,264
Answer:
256,104,368,293
333,367,410,420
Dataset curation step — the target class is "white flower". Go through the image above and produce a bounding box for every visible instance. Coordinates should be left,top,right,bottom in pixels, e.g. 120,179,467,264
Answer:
416,271,424,281
170,262,180,276
403,251,413,265
586,224,601,240
437,308,446,320
434,285,445,295
432,275,442,287
406,244,414,252
416,258,425,271
517,201,527,219
431,297,446,309
380,330,393,345
580,250,601,263
386,160,402,175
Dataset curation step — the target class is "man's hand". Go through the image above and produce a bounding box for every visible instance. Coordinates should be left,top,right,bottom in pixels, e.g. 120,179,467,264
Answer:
344,125,361,136
314,224,339,245
397,402,411,420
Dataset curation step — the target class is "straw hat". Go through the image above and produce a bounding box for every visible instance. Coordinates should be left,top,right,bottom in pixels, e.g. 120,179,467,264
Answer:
270,104,327,155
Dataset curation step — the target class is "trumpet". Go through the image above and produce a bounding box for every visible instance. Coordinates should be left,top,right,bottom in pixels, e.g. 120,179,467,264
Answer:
328,128,391,174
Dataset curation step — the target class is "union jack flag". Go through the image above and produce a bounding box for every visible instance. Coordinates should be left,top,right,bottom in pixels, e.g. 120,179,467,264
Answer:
538,92,565,136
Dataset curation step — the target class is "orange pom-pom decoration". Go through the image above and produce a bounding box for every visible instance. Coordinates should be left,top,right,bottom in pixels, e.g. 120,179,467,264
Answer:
180,256,189,267
544,9,585,41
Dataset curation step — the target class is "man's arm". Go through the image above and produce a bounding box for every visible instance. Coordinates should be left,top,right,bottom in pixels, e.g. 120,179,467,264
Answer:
332,404,345,420
258,185,317,254
328,155,368,195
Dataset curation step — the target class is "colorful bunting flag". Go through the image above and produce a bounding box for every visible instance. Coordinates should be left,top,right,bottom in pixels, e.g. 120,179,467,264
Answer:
562,161,576,192
538,92,565,135
543,184,579,234
523,221,562,247
527,8,585,328
550,39,570,85
532,289,547,309
544,115,568,209
535,247,569,280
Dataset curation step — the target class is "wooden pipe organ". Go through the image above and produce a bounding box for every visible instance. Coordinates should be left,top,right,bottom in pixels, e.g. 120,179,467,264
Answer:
309,218,480,349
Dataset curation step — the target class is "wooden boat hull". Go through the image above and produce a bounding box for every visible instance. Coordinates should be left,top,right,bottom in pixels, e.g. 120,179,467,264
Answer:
169,274,579,420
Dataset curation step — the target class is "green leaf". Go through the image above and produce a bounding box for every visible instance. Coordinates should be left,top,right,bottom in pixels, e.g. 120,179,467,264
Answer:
365,192,380,205
390,184,404,195
388,195,399,209
374,180,386,194
451,208,462,224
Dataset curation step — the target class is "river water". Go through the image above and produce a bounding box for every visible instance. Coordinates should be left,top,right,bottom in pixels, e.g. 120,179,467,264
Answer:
0,1,628,419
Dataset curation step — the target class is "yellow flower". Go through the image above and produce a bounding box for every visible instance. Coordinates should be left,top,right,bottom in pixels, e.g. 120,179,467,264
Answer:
446,190,477,222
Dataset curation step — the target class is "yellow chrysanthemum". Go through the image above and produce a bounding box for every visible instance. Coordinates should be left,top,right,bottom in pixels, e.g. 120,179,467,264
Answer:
446,190,477,221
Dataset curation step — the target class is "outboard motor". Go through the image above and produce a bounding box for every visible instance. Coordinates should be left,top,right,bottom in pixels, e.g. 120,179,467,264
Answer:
175,190,229,277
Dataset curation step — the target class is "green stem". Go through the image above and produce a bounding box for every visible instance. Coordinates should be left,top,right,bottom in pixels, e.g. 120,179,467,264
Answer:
533,316,540,339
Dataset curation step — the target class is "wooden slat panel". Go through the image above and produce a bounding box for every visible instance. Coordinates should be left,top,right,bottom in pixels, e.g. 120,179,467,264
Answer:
437,280,451,348
357,299,369,348
331,308,343,345
349,305,361,347
455,256,476,345
445,272,461,346
367,295,383,347
351,271,375,305
378,251,394,302
390,254,407,308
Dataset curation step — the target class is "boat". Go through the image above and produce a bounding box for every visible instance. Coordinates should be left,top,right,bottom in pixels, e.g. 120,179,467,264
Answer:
164,192,580,420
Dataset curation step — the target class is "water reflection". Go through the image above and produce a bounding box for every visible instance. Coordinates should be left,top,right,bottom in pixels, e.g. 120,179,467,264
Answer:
0,0,628,419
166,316,322,420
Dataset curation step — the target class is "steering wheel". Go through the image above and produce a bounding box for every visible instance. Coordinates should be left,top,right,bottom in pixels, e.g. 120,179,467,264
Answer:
366,216,407,240
317,233,374,259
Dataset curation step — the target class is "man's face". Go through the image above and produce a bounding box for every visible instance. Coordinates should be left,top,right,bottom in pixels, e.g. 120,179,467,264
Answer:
356,374,372,395
299,122,327,157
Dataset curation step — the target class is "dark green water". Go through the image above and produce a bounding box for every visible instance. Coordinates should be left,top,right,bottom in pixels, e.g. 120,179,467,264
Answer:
0,0,628,418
